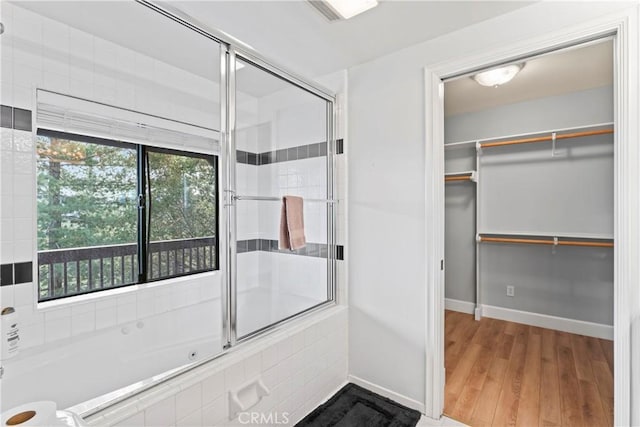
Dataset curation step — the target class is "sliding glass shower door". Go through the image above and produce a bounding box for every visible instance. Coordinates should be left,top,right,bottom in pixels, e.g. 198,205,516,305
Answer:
230,54,335,340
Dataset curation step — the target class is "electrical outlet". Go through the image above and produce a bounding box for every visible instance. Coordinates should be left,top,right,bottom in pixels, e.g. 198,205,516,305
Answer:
506,285,515,297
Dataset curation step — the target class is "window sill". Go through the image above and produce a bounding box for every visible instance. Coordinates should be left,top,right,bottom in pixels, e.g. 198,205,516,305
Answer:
36,270,221,312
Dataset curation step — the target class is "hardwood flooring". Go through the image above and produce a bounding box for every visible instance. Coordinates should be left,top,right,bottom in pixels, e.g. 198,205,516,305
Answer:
443,310,613,427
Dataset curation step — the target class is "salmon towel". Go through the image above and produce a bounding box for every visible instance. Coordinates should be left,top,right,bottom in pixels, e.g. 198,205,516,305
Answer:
279,196,306,250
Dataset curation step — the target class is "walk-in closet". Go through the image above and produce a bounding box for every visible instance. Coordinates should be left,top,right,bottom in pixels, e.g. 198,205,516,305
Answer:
442,39,615,426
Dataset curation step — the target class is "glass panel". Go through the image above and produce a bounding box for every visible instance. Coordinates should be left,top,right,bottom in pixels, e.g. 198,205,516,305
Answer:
147,149,218,280
2,1,223,412
234,58,330,338
36,132,138,299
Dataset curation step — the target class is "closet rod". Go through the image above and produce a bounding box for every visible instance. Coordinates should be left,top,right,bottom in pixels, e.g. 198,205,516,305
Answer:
445,175,472,182
480,128,613,149
479,236,614,248
446,122,613,150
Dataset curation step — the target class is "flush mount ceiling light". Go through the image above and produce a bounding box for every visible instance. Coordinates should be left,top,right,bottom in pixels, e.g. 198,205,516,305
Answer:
472,64,524,87
308,0,378,21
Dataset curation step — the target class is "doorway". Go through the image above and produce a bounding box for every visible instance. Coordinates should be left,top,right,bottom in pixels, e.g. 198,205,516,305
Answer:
441,38,615,425
424,16,639,426
444,38,614,425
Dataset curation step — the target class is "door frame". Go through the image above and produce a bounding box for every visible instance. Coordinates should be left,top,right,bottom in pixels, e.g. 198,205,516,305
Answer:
423,9,639,425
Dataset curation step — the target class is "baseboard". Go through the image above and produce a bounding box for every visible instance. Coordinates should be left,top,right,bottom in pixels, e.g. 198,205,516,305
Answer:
481,304,613,340
347,375,425,413
445,298,475,314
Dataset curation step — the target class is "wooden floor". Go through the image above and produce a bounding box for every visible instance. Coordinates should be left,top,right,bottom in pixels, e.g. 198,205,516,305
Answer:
444,310,613,427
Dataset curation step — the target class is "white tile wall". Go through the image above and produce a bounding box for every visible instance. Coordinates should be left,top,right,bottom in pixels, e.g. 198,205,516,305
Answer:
71,306,96,336
202,372,225,406
223,361,246,392
257,252,327,301
235,124,260,154
84,306,348,427
118,411,146,427
1,3,222,186
256,157,327,243
144,397,176,427
176,383,202,421
0,129,34,265
255,89,326,152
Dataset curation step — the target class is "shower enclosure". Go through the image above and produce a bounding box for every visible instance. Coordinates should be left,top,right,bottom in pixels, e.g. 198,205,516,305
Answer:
229,54,336,342
0,0,336,412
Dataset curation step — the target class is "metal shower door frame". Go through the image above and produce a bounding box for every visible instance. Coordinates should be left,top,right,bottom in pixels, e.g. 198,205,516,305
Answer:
226,46,338,345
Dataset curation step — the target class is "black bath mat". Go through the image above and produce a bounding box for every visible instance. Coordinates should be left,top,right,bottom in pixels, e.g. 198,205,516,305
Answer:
296,383,421,427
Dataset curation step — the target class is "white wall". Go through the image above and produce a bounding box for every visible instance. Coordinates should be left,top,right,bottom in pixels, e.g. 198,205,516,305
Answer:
348,0,639,408
444,85,615,143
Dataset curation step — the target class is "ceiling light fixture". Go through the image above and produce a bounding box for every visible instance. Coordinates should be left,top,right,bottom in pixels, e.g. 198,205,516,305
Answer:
472,64,524,87
308,0,378,21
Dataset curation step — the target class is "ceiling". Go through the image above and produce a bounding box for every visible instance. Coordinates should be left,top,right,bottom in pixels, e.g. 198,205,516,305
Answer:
176,0,534,78
444,39,614,117
15,0,534,84
10,1,614,108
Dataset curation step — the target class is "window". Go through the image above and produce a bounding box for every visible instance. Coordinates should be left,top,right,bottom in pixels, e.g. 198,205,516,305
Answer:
36,130,218,302
146,148,218,281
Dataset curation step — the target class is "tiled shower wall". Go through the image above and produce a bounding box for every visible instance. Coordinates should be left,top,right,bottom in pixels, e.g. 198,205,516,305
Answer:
235,78,347,302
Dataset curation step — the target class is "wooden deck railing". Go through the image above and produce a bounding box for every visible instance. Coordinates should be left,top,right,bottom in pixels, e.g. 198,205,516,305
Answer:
38,237,216,301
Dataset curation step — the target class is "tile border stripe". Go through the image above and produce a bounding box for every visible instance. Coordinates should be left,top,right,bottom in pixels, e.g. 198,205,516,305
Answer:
0,104,32,132
237,139,343,166
237,239,344,260
1,262,33,286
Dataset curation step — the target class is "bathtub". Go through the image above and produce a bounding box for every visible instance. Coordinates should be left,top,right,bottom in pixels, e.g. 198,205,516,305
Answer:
1,299,221,410
1,286,324,412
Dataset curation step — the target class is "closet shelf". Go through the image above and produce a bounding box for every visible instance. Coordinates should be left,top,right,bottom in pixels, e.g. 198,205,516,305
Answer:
477,233,613,248
444,140,477,150
445,122,613,151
